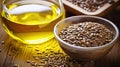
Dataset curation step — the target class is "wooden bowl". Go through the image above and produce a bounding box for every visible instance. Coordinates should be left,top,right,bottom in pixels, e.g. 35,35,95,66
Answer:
63,0,120,16
54,15,119,61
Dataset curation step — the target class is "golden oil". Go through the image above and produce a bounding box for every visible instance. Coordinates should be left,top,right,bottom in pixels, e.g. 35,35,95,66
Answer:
1,0,65,44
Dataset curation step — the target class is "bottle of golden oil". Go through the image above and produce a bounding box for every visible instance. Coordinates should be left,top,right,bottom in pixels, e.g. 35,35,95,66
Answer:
1,0,65,44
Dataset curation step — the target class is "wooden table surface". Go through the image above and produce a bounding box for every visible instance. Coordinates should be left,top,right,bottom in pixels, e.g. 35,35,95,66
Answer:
0,2,120,67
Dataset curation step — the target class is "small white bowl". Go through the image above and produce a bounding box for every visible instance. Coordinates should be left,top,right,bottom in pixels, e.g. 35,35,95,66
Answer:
54,15,119,61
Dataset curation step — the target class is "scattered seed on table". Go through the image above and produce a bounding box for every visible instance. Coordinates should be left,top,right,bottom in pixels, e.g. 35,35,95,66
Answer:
35,49,39,51
26,60,31,63
14,64,20,67
1,41,5,44
37,52,41,54
8,53,11,56
31,61,37,66
34,56,39,60
25,46,83,66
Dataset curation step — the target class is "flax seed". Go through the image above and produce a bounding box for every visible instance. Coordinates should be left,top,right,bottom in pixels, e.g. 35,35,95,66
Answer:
59,22,113,47
66,0,116,12
26,60,31,63
0,49,1,52
2,41,5,44
31,61,37,66
14,64,20,67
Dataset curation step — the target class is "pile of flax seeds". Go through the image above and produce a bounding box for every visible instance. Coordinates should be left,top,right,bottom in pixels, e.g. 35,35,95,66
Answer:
59,22,113,47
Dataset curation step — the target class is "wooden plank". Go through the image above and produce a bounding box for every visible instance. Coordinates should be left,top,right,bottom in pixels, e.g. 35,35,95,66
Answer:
0,22,120,67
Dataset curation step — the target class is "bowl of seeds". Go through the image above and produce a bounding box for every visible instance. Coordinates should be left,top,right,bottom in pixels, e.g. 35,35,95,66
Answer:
54,15,119,61
63,0,120,16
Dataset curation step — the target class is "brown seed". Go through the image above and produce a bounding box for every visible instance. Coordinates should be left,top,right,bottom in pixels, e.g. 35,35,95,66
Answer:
14,64,20,67
35,49,39,51
1,41,5,45
37,63,44,66
26,60,31,63
34,57,39,60
8,53,11,56
59,22,113,47
66,0,113,12
37,52,41,54
31,61,37,66
0,49,1,52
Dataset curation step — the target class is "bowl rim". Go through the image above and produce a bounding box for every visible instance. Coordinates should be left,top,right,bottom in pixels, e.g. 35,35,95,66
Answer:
54,15,119,50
